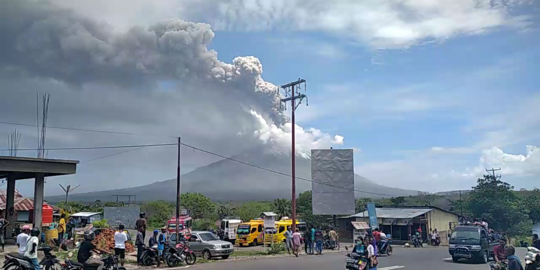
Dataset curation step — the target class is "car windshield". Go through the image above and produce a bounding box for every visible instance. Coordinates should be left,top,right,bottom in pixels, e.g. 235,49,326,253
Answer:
237,225,250,234
168,223,184,230
199,233,218,241
451,230,479,240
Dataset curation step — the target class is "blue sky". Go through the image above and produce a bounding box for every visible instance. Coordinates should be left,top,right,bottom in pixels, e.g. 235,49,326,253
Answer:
2,0,540,196
205,7,540,190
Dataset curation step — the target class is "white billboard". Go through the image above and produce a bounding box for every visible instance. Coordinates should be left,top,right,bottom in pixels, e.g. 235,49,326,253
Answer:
311,149,355,215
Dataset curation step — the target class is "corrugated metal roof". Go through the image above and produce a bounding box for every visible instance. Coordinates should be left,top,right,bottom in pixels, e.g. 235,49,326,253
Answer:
347,208,433,219
351,221,370,230
0,189,24,205
0,197,36,211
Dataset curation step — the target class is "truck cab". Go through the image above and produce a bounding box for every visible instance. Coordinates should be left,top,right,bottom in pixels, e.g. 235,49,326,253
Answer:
167,215,193,236
236,219,264,246
221,218,243,243
448,225,496,263
263,218,307,245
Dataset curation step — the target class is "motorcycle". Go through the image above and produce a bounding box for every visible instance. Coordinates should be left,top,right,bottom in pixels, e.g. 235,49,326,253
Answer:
378,240,393,256
3,246,61,270
139,246,160,266
64,253,125,270
163,242,196,267
525,247,540,270
412,235,422,248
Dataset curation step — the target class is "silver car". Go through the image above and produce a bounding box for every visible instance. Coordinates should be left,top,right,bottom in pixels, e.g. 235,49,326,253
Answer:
171,231,234,260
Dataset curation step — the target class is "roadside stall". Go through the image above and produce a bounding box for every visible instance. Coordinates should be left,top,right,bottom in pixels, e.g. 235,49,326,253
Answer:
351,221,370,241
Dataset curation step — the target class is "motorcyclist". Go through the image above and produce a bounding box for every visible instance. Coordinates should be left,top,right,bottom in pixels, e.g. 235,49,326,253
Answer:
533,234,540,250
490,238,508,270
505,245,524,270
77,231,108,270
24,228,40,270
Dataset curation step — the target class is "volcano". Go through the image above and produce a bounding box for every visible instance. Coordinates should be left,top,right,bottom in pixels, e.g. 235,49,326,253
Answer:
46,146,418,203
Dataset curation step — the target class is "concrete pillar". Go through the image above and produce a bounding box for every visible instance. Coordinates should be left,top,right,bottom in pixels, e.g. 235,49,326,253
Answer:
33,174,45,229
5,174,16,239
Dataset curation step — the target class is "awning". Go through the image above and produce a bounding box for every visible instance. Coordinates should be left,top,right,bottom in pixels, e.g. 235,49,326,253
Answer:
351,221,370,230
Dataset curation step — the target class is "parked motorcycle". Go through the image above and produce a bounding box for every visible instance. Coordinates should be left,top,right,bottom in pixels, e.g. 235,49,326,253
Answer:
379,240,393,256
3,246,62,270
164,242,196,267
525,246,540,270
64,253,125,270
139,246,160,266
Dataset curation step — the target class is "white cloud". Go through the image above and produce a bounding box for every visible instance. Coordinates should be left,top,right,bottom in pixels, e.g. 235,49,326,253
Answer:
181,0,533,49
476,145,540,177
250,110,344,158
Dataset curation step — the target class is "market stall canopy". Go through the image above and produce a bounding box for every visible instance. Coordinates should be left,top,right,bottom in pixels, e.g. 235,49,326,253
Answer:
351,221,370,230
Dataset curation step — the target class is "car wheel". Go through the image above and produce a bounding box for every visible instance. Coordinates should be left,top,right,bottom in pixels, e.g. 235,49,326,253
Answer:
480,251,488,264
222,255,230,259
253,239,258,246
203,250,212,260
452,256,459,263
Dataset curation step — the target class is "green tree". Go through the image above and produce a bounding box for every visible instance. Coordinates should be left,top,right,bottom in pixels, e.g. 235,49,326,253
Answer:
180,193,215,219
296,191,329,228
272,198,291,218
216,204,235,220
193,218,216,231
142,200,174,228
390,196,406,206
467,175,531,235
355,198,370,213
235,202,272,222
523,188,540,224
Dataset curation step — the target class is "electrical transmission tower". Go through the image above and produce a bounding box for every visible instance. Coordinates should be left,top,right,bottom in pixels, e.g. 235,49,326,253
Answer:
280,78,308,232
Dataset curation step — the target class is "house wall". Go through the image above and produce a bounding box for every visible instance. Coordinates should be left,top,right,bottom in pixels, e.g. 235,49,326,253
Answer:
426,209,459,246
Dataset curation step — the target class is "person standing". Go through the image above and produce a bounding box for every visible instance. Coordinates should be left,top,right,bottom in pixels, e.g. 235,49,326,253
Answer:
157,227,168,267
292,228,302,257
328,227,338,249
16,225,30,255
303,227,312,254
284,226,293,255
314,228,324,255
0,216,9,252
58,213,66,245
135,228,144,265
310,227,316,254
24,228,41,270
135,212,147,243
114,224,128,267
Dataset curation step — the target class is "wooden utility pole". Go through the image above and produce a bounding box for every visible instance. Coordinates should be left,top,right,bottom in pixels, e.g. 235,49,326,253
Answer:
486,168,501,179
176,137,181,245
59,184,80,204
280,79,307,232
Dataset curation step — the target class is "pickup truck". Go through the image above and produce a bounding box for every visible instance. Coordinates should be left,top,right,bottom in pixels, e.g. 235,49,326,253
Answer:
448,225,498,263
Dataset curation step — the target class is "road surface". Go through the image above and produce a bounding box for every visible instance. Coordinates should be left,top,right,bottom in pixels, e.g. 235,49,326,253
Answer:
184,246,527,270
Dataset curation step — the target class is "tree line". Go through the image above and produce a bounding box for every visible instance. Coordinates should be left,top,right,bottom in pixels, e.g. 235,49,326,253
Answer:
57,174,539,237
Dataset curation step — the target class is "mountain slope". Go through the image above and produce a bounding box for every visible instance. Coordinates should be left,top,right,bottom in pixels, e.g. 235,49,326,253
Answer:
46,147,419,203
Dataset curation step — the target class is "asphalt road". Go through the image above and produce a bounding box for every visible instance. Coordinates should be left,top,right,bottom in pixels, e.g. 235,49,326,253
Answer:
184,246,528,270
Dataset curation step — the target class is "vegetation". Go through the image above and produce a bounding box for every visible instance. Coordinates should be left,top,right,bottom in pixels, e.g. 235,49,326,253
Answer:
56,176,540,238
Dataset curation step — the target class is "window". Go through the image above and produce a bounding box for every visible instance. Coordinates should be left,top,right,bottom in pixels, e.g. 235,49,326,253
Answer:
258,225,263,232
481,230,487,239
450,230,480,240
251,227,257,234
220,221,226,230
279,226,285,233
185,219,193,229
168,223,184,231
237,225,250,234
199,233,218,241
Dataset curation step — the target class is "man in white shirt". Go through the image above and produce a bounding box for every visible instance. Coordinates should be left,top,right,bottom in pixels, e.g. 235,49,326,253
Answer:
16,225,30,255
114,224,128,267
24,228,41,270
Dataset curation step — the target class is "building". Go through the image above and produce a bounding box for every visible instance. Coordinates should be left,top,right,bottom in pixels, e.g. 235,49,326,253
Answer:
338,206,459,245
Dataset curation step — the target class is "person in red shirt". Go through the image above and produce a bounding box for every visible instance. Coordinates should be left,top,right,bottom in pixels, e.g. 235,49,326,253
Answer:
372,228,381,243
493,238,507,267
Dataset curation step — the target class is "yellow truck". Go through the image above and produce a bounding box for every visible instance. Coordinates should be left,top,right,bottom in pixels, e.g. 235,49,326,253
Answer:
236,219,264,246
263,218,307,245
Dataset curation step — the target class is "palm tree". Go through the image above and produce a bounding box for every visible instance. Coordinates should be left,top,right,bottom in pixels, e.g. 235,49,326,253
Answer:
273,198,291,219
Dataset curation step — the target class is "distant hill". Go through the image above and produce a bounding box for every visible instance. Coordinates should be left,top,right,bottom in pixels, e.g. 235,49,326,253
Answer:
46,146,419,203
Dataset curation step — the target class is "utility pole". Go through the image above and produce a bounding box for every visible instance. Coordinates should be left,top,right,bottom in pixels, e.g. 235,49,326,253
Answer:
459,190,463,218
176,137,181,245
486,168,501,180
59,184,80,204
280,78,307,232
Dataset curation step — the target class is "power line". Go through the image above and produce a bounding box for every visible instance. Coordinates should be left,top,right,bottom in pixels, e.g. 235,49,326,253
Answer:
0,120,173,139
80,147,143,164
0,120,403,197
0,142,176,152
179,141,398,197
